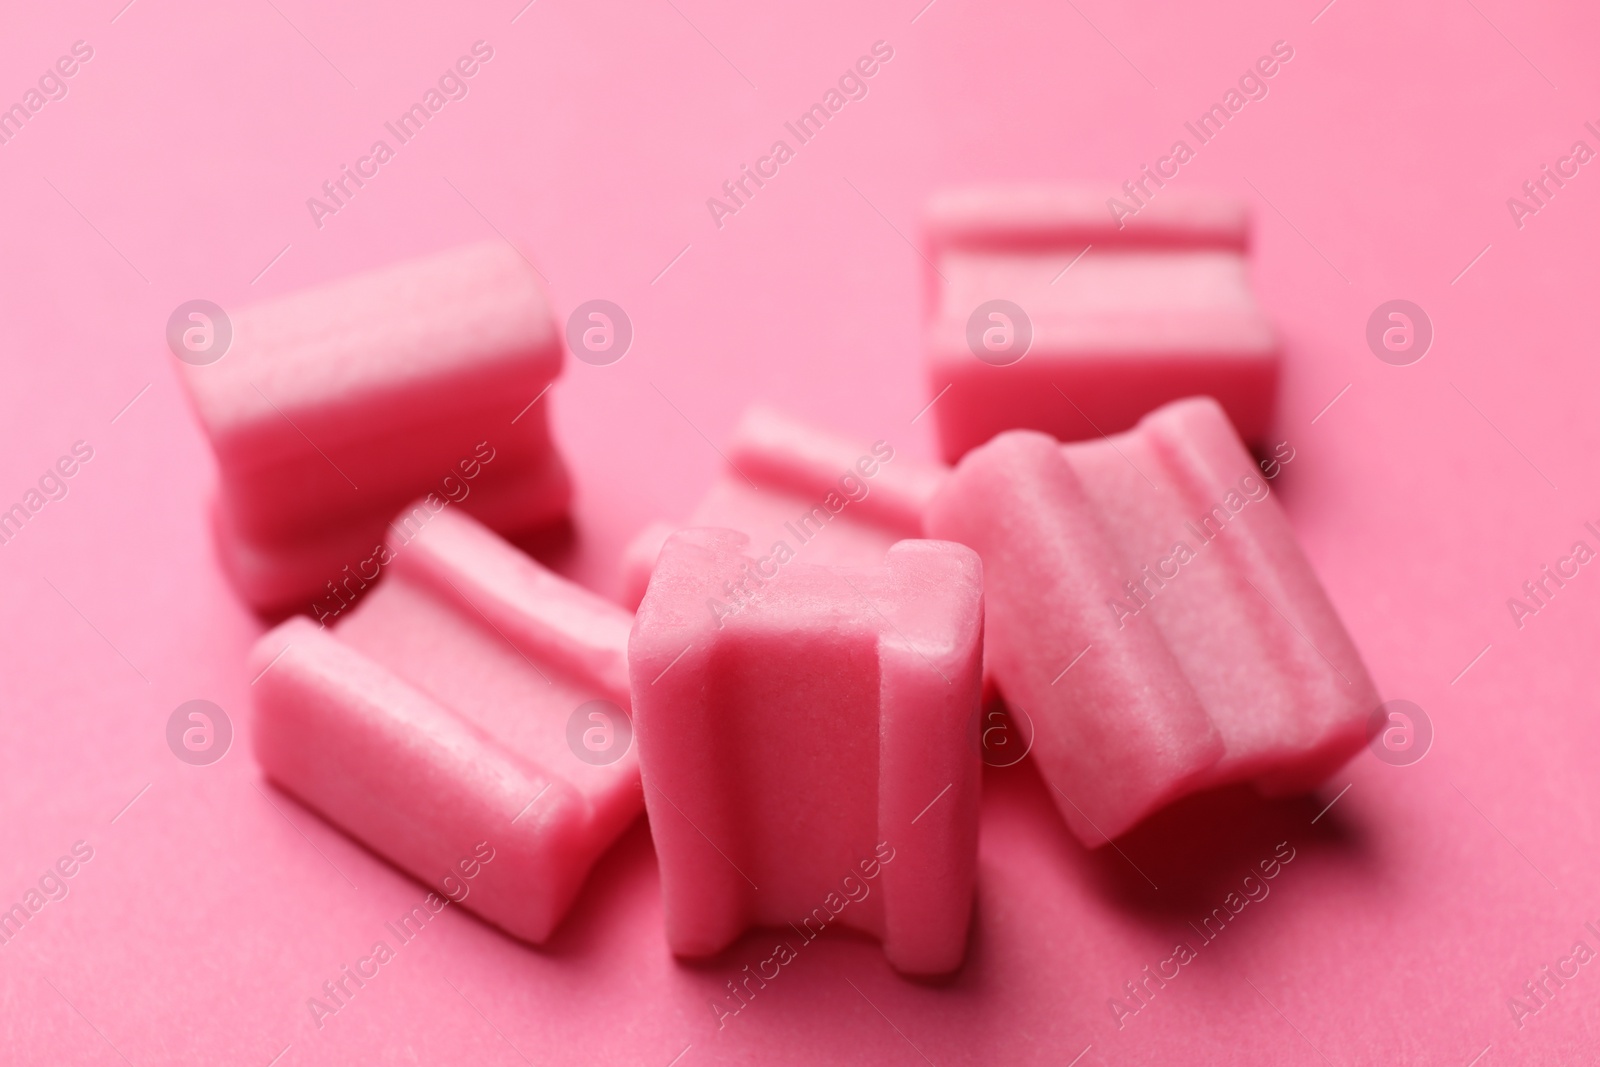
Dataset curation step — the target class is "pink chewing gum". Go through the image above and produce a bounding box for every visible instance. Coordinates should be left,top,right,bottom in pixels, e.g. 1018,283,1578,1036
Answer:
617,407,946,608
629,529,983,975
925,397,1378,845
922,186,1279,461
250,506,639,943
177,240,571,612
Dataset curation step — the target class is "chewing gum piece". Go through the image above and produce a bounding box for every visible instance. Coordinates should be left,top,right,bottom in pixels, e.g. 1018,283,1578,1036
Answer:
922,187,1279,460
629,530,983,975
926,398,1377,844
251,507,638,943
617,407,944,608
177,241,570,610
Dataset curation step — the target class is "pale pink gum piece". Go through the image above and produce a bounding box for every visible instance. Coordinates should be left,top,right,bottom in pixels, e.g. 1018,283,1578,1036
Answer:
629,529,983,975
925,397,1379,845
617,406,946,608
249,506,639,944
177,241,571,611
922,186,1280,461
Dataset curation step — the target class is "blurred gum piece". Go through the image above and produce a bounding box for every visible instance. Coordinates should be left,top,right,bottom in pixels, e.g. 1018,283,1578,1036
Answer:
922,186,1279,461
176,240,570,611
617,406,946,608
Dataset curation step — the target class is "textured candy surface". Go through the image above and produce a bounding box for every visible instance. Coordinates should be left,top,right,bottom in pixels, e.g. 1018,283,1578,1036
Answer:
923,187,1279,460
925,397,1378,844
629,529,983,974
617,407,944,607
177,240,571,610
251,506,638,943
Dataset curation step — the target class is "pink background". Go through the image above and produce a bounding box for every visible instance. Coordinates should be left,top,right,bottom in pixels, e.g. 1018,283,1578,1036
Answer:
2,0,1598,1063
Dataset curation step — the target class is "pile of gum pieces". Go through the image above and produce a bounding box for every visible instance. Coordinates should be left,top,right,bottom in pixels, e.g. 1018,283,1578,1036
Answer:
175,186,1378,975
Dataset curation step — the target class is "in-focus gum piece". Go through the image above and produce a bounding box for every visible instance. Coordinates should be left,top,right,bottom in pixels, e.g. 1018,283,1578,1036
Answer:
177,240,571,611
617,406,946,608
250,507,638,944
922,187,1280,461
629,529,983,975
925,397,1378,845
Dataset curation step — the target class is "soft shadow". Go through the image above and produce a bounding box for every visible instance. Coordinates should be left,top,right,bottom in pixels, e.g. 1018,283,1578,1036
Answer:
534,812,657,959
1249,439,1303,507
668,921,884,979
509,516,579,575
985,753,1372,922
239,515,582,628
251,775,659,959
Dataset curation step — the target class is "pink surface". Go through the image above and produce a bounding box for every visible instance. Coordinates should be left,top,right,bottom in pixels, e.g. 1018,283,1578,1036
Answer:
2,1,1599,1064
631,530,983,975
252,506,639,944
